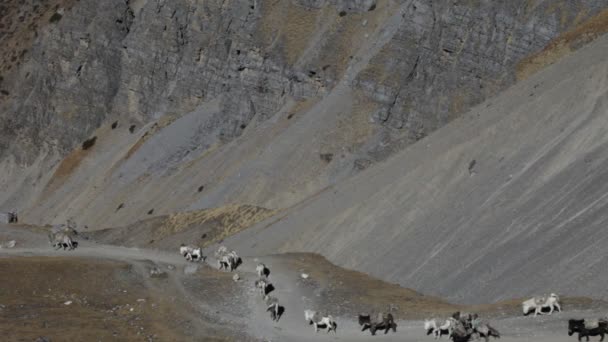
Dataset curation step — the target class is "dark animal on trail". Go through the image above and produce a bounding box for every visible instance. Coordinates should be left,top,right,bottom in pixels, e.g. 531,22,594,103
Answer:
8,210,17,223
358,313,397,336
569,319,608,342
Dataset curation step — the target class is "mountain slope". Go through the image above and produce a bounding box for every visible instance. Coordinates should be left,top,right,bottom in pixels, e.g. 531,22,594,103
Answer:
223,33,608,304
2,0,608,227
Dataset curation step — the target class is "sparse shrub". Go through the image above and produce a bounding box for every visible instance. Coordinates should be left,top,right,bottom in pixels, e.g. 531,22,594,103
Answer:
49,12,62,23
129,124,136,133
111,121,118,129
320,153,334,163
81,136,97,150
339,11,347,17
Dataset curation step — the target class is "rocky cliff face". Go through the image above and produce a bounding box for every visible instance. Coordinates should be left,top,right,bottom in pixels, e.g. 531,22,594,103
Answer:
225,34,608,303
0,0,607,225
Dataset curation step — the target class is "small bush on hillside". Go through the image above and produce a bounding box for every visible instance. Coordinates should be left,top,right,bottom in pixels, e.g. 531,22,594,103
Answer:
81,136,97,150
49,12,62,23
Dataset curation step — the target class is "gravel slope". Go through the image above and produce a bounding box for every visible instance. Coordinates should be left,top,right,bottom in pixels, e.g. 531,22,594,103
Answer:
223,33,608,304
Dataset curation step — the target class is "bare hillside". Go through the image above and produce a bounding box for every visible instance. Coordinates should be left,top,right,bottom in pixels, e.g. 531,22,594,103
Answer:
1,0,608,310
1,1,608,229
222,33,608,304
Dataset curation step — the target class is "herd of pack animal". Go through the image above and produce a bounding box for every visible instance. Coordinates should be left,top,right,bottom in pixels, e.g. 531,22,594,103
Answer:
44,222,608,341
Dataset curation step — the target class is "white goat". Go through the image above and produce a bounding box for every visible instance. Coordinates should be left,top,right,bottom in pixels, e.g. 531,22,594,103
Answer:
215,246,240,271
522,293,561,316
49,232,75,250
255,279,272,296
256,263,270,278
218,255,234,271
424,318,452,339
179,244,205,262
314,315,337,333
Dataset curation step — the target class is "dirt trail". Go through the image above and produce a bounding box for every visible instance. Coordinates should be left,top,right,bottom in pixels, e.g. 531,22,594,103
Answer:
1,230,605,341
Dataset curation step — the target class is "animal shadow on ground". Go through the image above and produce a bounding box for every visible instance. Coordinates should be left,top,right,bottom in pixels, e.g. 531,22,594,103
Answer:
317,321,338,333
522,305,558,316
59,241,79,250
277,306,285,322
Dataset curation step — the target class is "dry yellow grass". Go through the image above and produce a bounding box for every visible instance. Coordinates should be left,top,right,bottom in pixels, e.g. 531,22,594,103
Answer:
123,114,179,160
283,253,458,318
154,204,277,246
516,8,608,80
283,253,601,319
40,147,88,199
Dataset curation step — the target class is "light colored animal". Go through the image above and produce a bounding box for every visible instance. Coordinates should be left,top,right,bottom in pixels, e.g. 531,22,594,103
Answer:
522,293,561,316
0,240,16,249
48,224,77,250
215,246,240,271
255,279,271,296
314,315,337,333
189,247,204,261
179,244,204,262
305,310,320,325
471,317,500,342
49,232,75,250
256,263,270,278
448,317,472,341
218,255,235,271
179,245,193,258
424,318,452,339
